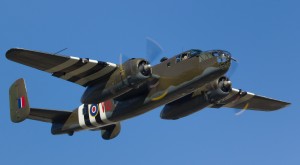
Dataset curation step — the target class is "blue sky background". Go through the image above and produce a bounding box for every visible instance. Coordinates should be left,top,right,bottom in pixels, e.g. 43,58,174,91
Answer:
0,0,299,164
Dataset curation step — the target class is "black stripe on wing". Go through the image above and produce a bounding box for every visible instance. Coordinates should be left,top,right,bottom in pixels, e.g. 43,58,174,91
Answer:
83,71,114,87
52,58,88,75
58,62,108,83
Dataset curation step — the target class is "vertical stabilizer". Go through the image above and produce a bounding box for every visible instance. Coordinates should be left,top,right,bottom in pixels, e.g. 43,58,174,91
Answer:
9,78,30,123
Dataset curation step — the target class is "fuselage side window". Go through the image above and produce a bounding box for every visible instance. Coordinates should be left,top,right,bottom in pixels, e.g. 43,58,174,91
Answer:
176,52,190,63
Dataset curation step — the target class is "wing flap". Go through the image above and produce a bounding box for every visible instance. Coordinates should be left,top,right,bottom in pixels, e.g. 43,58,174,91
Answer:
6,48,117,87
215,88,290,111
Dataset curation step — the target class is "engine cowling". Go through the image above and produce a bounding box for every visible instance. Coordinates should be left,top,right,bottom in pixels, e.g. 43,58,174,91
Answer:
81,58,152,104
119,58,152,87
160,77,232,120
205,77,232,103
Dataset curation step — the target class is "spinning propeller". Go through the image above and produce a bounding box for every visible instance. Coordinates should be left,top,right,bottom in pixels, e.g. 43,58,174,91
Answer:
235,103,249,116
146,37,163,62
119,53,126,78
221,53,251,116
226,57,239,78
118,37,163,85
233,89,251,116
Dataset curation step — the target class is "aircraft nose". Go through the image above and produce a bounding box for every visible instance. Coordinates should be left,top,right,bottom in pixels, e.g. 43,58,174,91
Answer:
217,52,230,63
216,51,231,70
226,54,232,63
223,53,232,62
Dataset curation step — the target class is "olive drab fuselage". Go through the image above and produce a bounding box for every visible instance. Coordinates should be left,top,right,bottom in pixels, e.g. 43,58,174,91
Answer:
52,50,231,134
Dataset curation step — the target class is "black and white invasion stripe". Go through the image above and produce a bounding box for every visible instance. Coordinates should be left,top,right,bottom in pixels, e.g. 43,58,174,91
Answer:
78,103,114,130
48,56,117,87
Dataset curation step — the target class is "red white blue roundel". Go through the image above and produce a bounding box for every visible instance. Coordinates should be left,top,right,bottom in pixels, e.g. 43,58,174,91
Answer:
90,104,98,117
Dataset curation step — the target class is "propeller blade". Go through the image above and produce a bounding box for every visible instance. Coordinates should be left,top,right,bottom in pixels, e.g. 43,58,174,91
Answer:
119,53,129,78
146,37,163,62
234,103,249,116
144,37,164,89
235,109,246,116
227,59,239,78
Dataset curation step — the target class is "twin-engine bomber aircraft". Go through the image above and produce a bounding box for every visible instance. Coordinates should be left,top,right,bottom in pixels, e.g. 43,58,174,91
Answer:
6,48,290,140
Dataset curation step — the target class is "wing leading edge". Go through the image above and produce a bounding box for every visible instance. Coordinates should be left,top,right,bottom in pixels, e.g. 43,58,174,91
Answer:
212,88,290,111
6,48,117,87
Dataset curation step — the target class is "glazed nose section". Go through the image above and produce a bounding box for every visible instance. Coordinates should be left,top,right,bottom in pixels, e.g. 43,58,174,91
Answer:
217,52,231,63
216,51,232,70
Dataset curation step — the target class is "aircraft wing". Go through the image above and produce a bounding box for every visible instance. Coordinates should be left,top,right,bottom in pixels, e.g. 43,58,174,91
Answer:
6,48,117,87
212,88,290,111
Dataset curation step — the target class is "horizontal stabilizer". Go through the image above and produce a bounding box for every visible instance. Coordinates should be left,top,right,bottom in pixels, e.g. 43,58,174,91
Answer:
9,78,72,123
29,108,72,123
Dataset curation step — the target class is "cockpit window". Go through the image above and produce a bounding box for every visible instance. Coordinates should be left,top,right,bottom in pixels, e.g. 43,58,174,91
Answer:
199,52,214,62
181,53,189,60
212,51,219,57
176,53,190,62
190,49,202,56
176,49,202,63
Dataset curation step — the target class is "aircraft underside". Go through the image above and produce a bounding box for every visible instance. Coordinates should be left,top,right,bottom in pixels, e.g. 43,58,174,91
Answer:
6,48,290,140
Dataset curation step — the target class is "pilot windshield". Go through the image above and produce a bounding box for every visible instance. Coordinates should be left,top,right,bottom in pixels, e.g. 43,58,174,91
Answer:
190,49,202,57
176,49,202,62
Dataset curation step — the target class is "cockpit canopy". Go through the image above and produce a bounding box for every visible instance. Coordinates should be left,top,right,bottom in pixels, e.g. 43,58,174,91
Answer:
207,50,231,57
176,49,231,63
206,50,232,63
176,49,202,62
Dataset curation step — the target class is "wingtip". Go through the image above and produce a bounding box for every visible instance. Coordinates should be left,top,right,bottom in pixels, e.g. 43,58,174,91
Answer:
273,101,291,111
5,48,25,59
283,102,291,108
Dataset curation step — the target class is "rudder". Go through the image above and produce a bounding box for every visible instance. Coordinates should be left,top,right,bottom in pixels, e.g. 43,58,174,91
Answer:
9,78,30,123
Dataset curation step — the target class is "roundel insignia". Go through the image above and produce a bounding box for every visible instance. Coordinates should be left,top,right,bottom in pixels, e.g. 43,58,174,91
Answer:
90,104,98,117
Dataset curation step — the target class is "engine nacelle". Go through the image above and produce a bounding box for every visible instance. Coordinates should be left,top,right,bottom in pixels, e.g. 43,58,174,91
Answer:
160,77,232,120
119,58,152,87
81,58,152,104
205,77,232,103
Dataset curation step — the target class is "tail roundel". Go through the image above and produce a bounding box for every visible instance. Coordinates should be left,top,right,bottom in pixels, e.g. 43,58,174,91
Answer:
9,78,30,123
